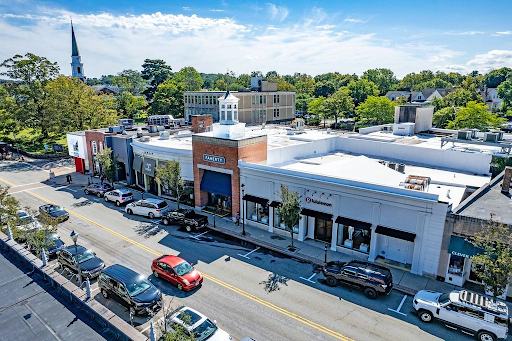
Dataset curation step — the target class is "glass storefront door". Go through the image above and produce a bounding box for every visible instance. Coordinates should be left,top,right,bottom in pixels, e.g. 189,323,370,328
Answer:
315,218,332,243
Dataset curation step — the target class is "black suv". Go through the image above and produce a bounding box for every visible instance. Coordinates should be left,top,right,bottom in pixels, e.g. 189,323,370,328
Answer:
84,183,114,198
57,245,105,279
161,209,209,232
322,260,393,299
98,264,162,316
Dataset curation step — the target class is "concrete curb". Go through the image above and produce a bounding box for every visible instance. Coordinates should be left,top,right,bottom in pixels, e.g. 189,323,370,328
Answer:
0,231,147,341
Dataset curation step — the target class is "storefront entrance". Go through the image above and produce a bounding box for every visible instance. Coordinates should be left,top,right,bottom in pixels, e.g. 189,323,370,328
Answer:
200,170,232,216
315,218,332,243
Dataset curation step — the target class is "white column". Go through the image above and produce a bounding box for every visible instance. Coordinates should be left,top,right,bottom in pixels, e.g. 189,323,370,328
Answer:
268,207,274,233
298,215,306,241
330,195,340,251
368,203,381,262
411,212,427,275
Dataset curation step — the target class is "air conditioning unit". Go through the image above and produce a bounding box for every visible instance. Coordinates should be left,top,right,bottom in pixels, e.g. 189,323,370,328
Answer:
397,164,406,173
470,129,479,138
484,132,499,143
140,136,150,142
388,162,397,170
159,131,170,140
382,126,392,132
457,130,471,140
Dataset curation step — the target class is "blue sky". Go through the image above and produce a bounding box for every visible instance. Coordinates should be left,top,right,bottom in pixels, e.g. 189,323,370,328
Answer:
1,0,511,78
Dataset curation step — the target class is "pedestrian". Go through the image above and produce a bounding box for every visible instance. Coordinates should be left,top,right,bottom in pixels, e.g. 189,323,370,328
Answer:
235,212,240,227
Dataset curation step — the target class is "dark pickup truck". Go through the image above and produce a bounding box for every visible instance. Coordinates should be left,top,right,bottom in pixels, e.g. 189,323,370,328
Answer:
322,260,393,299
161,209,209,232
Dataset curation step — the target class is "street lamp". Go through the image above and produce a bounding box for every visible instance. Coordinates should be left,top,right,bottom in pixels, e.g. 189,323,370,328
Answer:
70,230,82,287
241,184,246,236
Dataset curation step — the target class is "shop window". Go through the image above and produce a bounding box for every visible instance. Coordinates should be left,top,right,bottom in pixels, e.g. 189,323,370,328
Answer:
137,171,144,187
92,141,97,155
336,224,371,253
247,201,269,225
448,254,464,276
274,208,298,233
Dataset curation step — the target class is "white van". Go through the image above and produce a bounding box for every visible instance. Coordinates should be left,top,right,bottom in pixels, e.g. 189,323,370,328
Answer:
413,289,509,341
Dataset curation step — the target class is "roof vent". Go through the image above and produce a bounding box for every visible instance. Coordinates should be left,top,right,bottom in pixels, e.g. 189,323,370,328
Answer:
457,130,471,140
399,175,430,191
159,131,170,140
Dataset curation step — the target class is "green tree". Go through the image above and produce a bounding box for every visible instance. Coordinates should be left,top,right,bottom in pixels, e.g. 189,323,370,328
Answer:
308,97,328,127
277,184,301,251
95,147,118,185
155,161,184,209
296,93,313,114
295,76,315,96
432,106,456,128
398,70,434,90
326,88,355,126
447,101,506,130
112,69,147,96
437,89,483,110
150,79,183,117
277,79,296,91
0,186,20,238
114,92,147,119
237,74,251,88
141,59,173,99
174,67,203,92
362,68,398,95
356,96,395,125
412,78,452,91
470,221,512,299
497,80,512,112
484,67,512,88
347,79,379,106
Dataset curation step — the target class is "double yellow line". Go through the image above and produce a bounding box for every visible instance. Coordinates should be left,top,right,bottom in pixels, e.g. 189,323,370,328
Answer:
2,177,353,341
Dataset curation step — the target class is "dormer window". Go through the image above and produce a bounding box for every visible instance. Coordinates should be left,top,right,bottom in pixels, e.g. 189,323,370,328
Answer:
234,104,237,109
228,104,232,109
221,104,225,109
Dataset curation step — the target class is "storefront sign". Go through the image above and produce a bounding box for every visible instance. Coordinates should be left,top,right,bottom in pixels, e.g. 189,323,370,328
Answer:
203,154,225,164
451,251,471,258
305,197,332,207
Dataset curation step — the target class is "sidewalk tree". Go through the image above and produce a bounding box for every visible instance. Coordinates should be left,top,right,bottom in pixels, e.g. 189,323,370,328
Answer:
447,101,506,130
355,96,394,125
0,185,21,236
156,161,184,209
470,220,512,299
95,147,118,185
277,184,301,251
326,87,355,127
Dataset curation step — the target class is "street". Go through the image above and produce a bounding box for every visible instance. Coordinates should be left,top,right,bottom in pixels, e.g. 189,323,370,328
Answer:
0,159,474,341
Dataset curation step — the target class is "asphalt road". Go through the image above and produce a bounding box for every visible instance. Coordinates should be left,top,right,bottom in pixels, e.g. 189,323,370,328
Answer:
0,159,475,341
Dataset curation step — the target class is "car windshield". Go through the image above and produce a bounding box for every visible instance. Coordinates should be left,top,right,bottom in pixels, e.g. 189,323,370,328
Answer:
157,201,168,208
49,206,62,212
173,261,193,276
19,215,34,225
125,278,152,296
122,192,132,197
191,319,218,341
438,293,451,305
77,250,96,263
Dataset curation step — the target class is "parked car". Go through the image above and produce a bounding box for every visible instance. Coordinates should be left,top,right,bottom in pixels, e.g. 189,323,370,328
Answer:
125,198,169,218
13,211,42,241
161,209,208,232
57,245,105,279
414,289,509,341
84,183,113,197
104,188,134,206
321,260,393,299
27,232,65,258
38,204,69,223
165,306,232,341
151,255,203,291
98,264,162,316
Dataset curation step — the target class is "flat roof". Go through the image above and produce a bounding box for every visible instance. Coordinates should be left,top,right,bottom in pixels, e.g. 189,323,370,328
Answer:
0,250,111,340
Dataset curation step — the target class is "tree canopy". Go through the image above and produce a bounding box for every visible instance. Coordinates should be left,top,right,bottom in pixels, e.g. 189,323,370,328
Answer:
447,101,506,130
150,79,183,117
356,96,395,125
361,68,398,95
141,59,173,99
347,79,379,106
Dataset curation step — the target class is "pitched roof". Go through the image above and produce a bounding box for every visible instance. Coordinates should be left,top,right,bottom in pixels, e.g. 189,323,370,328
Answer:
71,24,80,57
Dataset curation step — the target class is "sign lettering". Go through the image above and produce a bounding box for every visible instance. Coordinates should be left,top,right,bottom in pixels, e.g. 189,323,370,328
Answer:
451,251,470,258
306,197,332,207
144,163,153,172
203,154,225,164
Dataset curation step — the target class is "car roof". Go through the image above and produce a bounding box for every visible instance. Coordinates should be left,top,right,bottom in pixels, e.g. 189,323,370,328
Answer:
63,245,88,255
102,264,145,284
173,306,207,329
115,188,132,193
18,211,29,217
144,198,165,203
158,255,186,267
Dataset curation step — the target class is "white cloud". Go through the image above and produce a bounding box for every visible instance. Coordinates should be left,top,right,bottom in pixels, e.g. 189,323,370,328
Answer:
182,7,191,11
315,24,336,30
466,50,512,73
209,9,225,12
266,3,289,21
343,18,368,24
443,31,484,36
493,31,512,36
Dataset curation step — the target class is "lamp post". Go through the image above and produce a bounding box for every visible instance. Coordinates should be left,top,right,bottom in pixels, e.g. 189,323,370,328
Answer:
241,184,245,236
70,230,82,287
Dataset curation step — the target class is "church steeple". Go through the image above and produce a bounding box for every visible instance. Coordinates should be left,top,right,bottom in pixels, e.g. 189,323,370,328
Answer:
70,21,85,81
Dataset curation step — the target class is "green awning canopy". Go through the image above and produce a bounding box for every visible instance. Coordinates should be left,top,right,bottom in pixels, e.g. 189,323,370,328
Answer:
448,236,483,258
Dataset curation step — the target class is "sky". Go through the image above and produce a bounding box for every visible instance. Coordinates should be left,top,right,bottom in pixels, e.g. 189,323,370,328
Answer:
0,0,511,79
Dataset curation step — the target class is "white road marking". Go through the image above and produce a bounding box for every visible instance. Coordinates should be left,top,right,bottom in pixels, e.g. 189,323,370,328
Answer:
300,272,318,284
67,188,77,192
140,316,164,333
91,287,100,292
191,231,209,240
9,186,46,194
238,246,260,259
9,181,43,188
388,295,408,316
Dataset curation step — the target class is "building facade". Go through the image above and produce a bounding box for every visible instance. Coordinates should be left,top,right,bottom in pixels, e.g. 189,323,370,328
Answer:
66,131,88,173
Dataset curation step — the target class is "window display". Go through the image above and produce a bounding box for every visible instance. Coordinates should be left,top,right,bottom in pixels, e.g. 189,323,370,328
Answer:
336,223,371,253
247,200,269,225
273,208,298,233
448,254,465,276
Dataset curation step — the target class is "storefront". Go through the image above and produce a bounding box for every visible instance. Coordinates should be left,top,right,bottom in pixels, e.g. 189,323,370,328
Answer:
66,132,88,173
445,235,482,287
142,157,157,193
200,170,233,215
335,217,372,253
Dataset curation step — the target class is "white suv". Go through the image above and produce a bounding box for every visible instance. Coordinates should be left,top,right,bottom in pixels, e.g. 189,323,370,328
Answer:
165,306,232,341
125,198,169,218
413,289,509,341
104,189,134,206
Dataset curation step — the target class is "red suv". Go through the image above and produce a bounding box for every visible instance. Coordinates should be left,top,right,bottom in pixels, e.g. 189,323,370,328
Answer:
151,255,203,291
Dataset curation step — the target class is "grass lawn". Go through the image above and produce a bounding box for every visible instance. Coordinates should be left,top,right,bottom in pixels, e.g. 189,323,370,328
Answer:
2,129,68,154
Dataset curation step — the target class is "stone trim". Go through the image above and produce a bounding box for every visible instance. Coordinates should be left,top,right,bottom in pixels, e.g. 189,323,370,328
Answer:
192,135,267,148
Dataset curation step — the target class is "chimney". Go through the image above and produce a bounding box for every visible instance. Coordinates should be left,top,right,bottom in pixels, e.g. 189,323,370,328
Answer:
502,166,512,193
191,115,213,134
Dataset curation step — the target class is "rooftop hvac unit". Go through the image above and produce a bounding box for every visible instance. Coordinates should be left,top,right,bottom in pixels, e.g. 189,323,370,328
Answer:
457,130,471,140
159,131,170,140
400,175,430,191
388,162,397,170
382,126,392,132
148,125,158,133
484,132,499,143
136,128,143,138
470,129,479,138
140,136,150,142
397,164,406,173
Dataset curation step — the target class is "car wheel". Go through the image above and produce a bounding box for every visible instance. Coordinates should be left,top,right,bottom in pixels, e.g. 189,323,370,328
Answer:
325,276,337,287
101,289,109,299
104,196,109,202
418,310,433,323
129,307,136,317
148,212,155,219
162,218,169,226
84,189,89,195
115,201,121,207
477,331,496,341
177,283,183,291
96,192,102,198
127,209,133,215
364,287,377,299
185,225,192,232
153,270,159,278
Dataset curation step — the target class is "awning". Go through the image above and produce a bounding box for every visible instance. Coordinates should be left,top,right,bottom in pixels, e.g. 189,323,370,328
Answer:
133,154,143,171
335,216,372,230
243,194,268,206
375,225,415,242
448,236,482,258
300,208,332,221
200,170,231,197
142,158,157,177
270,201,282,208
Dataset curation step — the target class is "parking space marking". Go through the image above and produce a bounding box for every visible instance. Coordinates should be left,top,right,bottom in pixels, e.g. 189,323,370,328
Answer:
388,295,408,316
191,231,209,240
140,316,164,333
238,246,260,259
299,272,318,284
67,188,77,193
